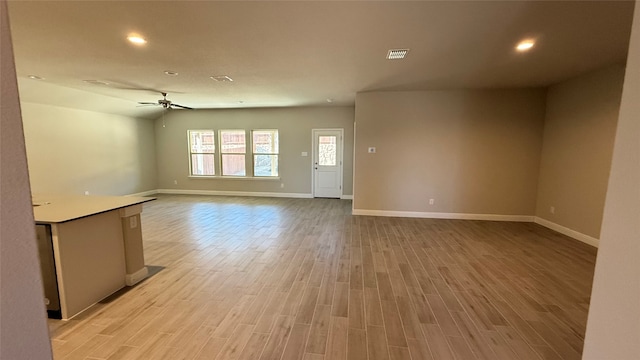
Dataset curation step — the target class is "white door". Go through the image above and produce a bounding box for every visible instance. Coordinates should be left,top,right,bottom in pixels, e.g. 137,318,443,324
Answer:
313,129,343,198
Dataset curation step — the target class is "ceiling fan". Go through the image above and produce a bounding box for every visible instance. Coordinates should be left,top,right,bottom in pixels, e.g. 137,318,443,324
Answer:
138,92,193,109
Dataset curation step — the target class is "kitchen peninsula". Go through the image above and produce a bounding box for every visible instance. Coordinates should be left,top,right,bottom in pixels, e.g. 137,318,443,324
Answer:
33,194,155,320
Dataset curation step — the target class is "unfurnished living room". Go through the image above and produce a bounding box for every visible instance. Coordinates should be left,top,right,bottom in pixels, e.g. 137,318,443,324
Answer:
1,1,639,359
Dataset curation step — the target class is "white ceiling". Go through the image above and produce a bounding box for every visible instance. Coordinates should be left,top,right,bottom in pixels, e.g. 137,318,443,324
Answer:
7,1,635,119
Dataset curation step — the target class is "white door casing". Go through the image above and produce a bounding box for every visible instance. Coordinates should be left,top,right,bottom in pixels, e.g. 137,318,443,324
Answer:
313,129,343,198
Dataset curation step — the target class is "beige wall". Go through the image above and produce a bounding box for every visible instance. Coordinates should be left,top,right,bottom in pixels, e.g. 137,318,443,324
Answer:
154,106,354,196
583,2,640,357
536,65,625,239
21,103,157,196
353,90,546,216
0,0,53,357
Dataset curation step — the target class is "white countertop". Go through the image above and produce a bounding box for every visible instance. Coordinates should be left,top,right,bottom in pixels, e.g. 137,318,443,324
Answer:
32,193,155,223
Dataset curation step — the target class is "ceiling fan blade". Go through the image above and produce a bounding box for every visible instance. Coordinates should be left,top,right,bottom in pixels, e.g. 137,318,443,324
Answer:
138,102,158,105
104,80,182,94
170,104,193,110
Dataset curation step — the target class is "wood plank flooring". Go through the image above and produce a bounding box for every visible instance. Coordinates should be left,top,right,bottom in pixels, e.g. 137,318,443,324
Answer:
48,195,597,359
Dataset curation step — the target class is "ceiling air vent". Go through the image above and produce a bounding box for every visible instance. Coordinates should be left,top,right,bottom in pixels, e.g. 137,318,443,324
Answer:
386,49,409,60
210,75,234,82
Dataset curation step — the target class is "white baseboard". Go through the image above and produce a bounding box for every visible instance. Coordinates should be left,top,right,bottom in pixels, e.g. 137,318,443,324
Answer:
352,209,534,222
134,188,348,200
126,190,158,197
351,209,597,246
129,192,597,247
157,189,313,199
125,267,149,286
534,217,599,248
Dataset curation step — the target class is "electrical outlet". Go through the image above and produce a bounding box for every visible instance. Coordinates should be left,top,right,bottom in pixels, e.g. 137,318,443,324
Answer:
84,191,90,195
129,216,137,229
429,198,435,205
174,180,178,185
550,206,555,214
368,147,376,153
280,183,285,188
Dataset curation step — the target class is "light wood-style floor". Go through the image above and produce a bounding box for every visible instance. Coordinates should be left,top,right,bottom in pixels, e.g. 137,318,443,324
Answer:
48,195,597,360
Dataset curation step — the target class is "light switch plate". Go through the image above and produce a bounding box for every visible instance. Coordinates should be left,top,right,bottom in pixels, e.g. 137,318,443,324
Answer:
301,152,308,157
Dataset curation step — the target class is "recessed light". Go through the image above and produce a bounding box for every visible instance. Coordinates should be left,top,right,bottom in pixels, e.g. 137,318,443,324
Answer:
210,75,233,82
164,70,178,76
386,49,409,60
516,40,535,52
28,75,44,80
83,79,110,86
127,35,147,45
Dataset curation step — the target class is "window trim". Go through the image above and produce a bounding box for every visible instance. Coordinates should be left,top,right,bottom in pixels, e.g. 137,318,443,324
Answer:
186,128,281,179
251,129,279,177
219,129,247,177
188,175,280,181
187,129,216,177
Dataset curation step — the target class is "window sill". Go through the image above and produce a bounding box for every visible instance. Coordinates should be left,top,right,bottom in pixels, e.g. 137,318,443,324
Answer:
188,176,280,181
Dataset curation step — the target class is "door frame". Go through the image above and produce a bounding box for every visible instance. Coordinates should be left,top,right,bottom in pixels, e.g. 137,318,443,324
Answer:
311,128,344,198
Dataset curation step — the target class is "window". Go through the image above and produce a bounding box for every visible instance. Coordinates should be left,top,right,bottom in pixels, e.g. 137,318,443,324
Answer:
220,130,246,176
188,128,280,178
253,130,279,177
188,130,215,176
318,135,337,166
